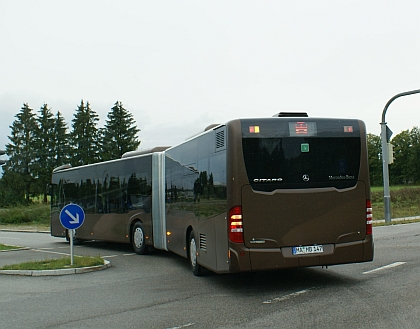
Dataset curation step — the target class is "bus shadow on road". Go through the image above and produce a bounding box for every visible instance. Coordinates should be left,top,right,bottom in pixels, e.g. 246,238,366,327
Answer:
57,238,363,293
208,266,362,295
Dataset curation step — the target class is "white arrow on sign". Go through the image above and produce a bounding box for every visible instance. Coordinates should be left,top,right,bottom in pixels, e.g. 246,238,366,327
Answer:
65,209,80,224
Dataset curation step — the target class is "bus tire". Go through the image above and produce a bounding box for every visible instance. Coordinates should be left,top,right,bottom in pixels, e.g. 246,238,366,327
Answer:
66,230,83,245
132,222,148,255
189,230,203,276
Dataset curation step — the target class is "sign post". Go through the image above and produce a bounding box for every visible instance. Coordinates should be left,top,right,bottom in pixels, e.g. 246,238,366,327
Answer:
59,204,85,265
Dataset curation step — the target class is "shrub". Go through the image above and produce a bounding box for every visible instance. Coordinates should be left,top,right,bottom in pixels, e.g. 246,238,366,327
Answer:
0,204,50,225
391,187,420,203
371,189,383,204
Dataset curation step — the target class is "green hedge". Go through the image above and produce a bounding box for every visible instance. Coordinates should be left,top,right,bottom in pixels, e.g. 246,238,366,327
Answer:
0,204,50,224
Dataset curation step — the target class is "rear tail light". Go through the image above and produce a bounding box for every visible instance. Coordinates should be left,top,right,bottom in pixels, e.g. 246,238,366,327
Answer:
366,200,372,235
229,206,244,243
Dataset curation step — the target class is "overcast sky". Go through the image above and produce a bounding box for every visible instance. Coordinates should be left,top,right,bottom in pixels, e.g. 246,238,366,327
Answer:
1,0,420,171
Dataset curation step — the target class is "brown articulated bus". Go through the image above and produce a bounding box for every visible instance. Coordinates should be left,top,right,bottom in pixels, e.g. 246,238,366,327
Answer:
50,113,373,275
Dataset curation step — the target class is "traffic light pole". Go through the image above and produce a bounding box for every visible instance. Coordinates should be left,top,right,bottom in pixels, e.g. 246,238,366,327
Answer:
380,121,391,223
381,89,420,223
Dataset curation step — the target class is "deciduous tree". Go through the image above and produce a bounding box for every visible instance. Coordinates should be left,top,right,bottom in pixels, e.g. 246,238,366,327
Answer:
367,133,382,186
390,130,411,184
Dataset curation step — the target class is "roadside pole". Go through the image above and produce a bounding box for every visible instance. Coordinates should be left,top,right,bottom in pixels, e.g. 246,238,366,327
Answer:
69,229,75,265
381,89,420,223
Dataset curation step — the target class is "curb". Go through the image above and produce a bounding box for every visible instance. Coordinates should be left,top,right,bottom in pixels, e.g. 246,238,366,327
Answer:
373,216,420,224
0,260,111,276
0,229,50,234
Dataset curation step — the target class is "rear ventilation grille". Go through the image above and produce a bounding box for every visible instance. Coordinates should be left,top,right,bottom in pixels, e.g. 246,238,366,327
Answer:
199,233,207,251
216,129,226,151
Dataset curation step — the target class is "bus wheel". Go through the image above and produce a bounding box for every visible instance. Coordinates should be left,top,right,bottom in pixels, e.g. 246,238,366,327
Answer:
189,230,202,276
132,222,148,255
66,230,83,245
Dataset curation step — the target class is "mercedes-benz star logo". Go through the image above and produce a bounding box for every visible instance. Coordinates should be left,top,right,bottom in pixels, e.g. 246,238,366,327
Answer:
302,174,310,182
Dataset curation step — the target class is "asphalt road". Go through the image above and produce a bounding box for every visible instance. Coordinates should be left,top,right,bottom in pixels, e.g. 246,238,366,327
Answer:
0,223,419,329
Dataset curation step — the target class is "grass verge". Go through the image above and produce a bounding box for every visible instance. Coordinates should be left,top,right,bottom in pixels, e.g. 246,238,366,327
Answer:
0,255,104,271
0,244,21,251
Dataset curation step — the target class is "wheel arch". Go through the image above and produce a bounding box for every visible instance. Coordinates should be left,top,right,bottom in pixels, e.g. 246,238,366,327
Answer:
186,225,194,258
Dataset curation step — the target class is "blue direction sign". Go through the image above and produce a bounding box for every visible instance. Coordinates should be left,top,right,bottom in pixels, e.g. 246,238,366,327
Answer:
59,204,85,230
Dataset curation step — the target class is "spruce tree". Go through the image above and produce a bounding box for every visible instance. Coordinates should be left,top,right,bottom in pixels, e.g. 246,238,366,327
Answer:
101,101,140,161
70,100,100,166
5,103,39,202
33,103,56,202
52,110,71,168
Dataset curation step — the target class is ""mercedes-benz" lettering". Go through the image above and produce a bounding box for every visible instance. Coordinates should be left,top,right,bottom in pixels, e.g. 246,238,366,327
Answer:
253,178,283,183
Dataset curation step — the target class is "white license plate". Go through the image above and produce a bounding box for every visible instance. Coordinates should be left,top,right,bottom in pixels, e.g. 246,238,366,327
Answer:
292,245,324,255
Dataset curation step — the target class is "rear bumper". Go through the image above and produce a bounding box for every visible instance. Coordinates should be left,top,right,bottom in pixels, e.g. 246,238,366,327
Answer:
228,235,374,273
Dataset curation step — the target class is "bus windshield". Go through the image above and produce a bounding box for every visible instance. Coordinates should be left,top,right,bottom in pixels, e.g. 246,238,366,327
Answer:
241,119,361,191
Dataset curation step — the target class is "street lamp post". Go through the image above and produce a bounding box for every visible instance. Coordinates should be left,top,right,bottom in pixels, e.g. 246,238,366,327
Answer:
381,89,420,223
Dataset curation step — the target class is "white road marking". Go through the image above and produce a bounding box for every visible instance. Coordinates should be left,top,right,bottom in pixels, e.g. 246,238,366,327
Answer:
123,253,136,256
102,255,118,258
166,323,194,329
56,246,81,249
263,288,314,304
363,261,406,274
32,249,70,256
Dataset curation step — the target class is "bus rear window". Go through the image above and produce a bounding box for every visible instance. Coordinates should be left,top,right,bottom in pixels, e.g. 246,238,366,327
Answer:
241,119,361,191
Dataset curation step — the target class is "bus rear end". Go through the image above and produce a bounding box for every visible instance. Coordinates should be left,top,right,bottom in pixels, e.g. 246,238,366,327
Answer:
226,116,373,272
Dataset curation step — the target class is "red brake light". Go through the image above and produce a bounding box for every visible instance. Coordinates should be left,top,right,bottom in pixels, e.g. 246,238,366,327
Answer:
229,206,244,243
366,200,372,235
